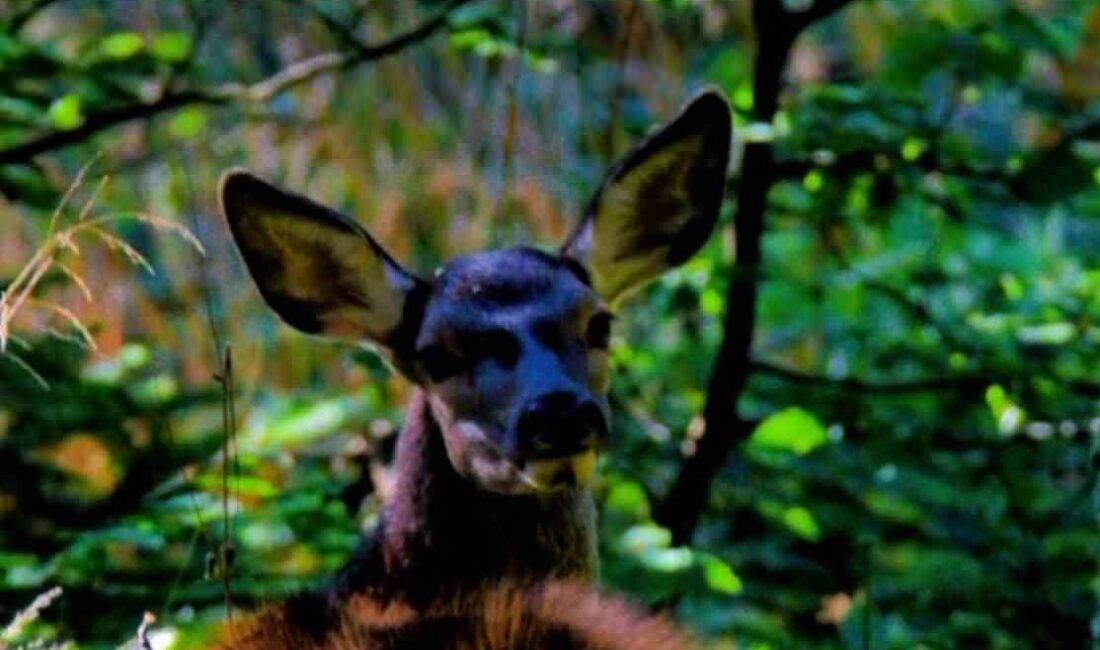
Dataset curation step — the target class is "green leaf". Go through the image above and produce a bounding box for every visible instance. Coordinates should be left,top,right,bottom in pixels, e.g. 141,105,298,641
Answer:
748,407,829,455
604,479,650,519
700,288,723,316
129,374,178,405
100,31,145,59
700,553,742,594
83,343,151,383
640,547,693,573
195,474,276,498
619,524,671,553
901,136,927,162
449,28,493,50
151,31,192,62
1016,322,1075,345
263,398,350,447
47,93,83,130
803,169,825,192
782,506,821,541
169,106,206,139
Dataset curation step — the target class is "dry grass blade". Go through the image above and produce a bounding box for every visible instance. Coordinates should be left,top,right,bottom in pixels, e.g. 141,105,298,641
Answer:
47,154,99,234
0,162,204,385
1,586,66,646
84,226,155,273
29,299,98,351
133,213,206,255
0,350,49,391
55,262,91,301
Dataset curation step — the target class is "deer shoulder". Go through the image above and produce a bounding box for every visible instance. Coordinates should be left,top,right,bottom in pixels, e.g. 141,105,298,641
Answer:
214,580,699,650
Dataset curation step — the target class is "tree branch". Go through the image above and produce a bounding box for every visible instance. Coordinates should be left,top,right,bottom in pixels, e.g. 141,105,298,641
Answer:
750,360,992,395
752,360,1100,402
0,0,472,167
3,0,63,32
653,0,860,545
774,146,1019,189
0,91,217,167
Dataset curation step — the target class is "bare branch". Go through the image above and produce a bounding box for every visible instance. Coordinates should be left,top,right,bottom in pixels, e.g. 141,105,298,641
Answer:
775,146,1019,189
3,0,63,32
750,360,991,394
752,360,1100,402
0,0,473,166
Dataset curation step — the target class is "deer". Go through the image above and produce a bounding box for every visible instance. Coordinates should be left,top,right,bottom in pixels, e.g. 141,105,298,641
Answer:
213,89,731,649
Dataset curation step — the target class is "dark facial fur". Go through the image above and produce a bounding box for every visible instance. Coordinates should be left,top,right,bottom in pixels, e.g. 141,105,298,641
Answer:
409,248,612,495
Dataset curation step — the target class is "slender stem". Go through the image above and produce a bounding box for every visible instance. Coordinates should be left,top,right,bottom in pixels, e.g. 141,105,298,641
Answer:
219,345,235,624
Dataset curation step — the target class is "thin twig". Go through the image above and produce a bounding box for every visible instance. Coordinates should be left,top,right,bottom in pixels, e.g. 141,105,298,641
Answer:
0,0,474,166
217,344,236,625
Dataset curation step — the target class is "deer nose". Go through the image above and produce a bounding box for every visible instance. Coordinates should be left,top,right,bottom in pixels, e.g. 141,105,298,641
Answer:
516,390,608,459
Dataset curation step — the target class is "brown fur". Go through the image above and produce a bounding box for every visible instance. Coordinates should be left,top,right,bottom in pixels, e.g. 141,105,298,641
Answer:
214,580,698,650
323,390,597,612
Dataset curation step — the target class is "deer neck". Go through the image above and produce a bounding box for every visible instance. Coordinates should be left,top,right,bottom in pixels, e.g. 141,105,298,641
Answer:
340,389,597,606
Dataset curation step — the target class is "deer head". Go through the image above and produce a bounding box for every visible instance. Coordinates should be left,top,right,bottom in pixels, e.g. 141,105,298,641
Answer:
220,90,730,496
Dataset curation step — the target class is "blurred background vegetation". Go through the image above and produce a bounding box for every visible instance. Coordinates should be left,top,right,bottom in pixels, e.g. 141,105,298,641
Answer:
1,0,1098,648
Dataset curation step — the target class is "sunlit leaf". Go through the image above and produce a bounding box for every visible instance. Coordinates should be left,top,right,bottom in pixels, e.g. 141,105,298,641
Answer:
47,93,82,130
1016,322,1075,345
83,344,151,384
195,474,276,498
619,524,671,553
640,546,693,573
604,479,650,519
151,31,191,62
169,106,207,139
100,31,144,59
748,407,829,456
699,553,742,594
782,506,821,541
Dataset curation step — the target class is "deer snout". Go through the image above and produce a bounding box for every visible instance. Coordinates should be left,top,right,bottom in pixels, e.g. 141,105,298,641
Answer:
515,389,609,459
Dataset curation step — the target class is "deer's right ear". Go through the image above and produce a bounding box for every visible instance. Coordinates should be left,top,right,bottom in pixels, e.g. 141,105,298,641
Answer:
220,169,427,349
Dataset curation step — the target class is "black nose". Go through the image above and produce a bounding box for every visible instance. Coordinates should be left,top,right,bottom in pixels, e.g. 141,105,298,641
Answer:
516,390,608,458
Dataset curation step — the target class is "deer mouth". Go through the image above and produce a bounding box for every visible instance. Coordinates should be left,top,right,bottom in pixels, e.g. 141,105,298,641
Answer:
519,449,598,491
446,419,599,494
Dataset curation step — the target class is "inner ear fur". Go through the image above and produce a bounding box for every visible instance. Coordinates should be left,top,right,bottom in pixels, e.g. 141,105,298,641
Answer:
561,89,732,305
219,169,426,348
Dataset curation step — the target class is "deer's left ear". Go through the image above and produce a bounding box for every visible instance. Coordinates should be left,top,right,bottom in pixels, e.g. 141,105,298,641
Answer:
561,89,731,306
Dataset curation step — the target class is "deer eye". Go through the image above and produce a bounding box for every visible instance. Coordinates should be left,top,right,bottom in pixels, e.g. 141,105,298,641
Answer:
418,344,464,383
585,313,614,350
468,328,520,369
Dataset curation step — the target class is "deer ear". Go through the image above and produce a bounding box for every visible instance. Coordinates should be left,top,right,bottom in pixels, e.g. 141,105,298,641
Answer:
220,169,426,348
561,89,731,306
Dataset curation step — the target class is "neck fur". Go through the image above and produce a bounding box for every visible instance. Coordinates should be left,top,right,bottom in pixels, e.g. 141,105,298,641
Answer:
334,389,597,607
